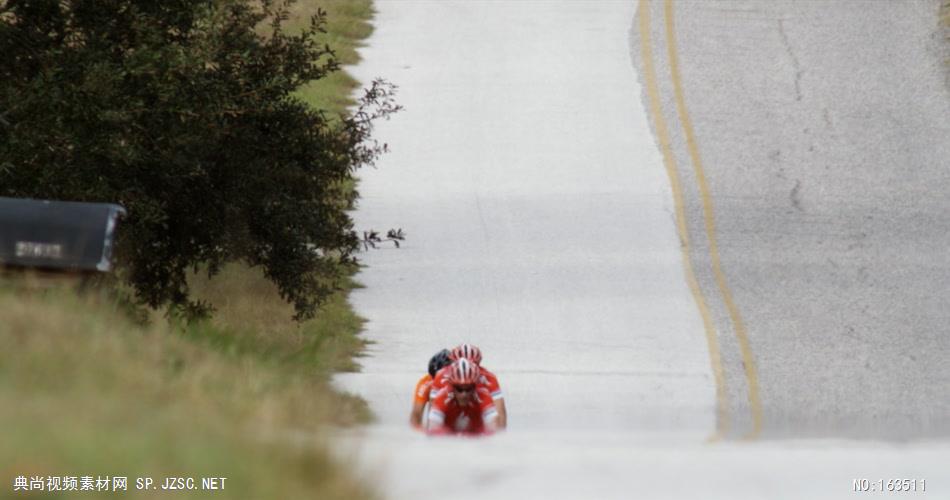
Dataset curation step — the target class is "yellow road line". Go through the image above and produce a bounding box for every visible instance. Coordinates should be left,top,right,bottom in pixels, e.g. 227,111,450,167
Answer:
637,0,729,440
662,0,763,438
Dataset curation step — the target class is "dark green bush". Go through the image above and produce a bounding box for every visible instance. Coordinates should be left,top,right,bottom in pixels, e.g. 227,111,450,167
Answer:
0,0,399,319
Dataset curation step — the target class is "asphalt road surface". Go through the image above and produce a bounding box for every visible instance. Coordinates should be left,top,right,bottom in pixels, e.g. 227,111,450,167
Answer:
632,0,950,439
333,1,950,498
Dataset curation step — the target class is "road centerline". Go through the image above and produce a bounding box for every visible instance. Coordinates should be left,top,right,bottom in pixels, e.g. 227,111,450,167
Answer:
660,0,764,438
636,0,729,440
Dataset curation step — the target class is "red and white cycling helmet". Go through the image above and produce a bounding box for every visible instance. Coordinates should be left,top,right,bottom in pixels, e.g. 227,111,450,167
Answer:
450,343,482,365
449,358,480,385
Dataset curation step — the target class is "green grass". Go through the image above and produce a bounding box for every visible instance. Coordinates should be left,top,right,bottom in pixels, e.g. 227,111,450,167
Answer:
290,0,375,116
187,263,369,380
0,1,379,498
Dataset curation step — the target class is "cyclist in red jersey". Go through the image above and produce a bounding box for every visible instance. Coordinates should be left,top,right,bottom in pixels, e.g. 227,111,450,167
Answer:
410,349,452,429
426,358,498,435
430,344,507,428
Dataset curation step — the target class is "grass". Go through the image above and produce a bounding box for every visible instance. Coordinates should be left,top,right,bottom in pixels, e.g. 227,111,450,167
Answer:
187,263,369,379
0,284,373,500
289,0,375,116
1,1,379,498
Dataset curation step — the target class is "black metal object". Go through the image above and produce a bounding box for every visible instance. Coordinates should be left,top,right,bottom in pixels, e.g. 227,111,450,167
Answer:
0,197,125,272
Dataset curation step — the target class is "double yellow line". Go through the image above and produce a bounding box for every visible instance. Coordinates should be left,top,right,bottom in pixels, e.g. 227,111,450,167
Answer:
637,0,763,439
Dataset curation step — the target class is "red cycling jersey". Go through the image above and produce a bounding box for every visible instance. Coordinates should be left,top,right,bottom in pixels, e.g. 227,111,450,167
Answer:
430,365,504,402
426,386,498,435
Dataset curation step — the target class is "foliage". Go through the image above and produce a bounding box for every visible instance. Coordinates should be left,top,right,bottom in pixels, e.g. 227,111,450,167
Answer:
0,0,399,320
361,228,405,250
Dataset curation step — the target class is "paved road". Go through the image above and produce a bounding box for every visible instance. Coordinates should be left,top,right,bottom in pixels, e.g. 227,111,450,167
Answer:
632,0,950,439
336,0,715,435
332,1,950,498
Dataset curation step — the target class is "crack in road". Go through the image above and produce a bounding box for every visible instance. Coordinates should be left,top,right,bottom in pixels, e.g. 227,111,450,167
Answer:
777,18,804,102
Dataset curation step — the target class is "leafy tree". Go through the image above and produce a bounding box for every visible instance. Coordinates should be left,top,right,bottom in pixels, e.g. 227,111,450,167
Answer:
0,0,399,319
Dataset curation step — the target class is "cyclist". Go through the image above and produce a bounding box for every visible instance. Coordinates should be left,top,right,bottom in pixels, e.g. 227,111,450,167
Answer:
426,358,498,435
430,344,507,428
410,349,452,429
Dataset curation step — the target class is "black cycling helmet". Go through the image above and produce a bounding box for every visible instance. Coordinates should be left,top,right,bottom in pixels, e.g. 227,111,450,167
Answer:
428,349,452,377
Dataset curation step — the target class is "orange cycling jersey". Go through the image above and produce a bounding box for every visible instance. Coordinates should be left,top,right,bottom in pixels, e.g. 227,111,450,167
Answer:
426,386,497,435
430,365,504,402
413,373,433,405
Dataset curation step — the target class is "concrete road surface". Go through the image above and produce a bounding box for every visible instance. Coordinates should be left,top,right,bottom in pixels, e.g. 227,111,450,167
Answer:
333,1,950,498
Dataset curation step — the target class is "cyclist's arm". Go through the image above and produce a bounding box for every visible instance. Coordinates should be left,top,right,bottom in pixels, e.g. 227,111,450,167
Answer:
494,398,507,429
410,374,433,430
486,376,506,429
425,406,449,435
410,400,426,429
481,404,499,434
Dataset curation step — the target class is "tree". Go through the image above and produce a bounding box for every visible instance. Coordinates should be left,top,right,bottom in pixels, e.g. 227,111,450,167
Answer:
0,0,399,319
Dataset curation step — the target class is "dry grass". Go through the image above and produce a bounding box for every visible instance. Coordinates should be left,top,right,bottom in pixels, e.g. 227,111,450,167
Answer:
0,287,374,499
